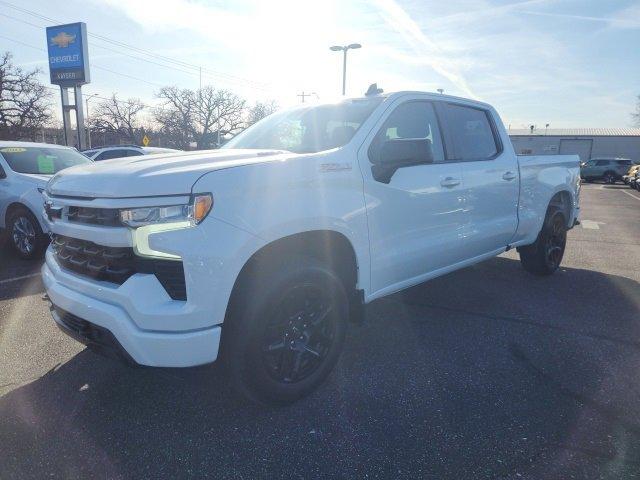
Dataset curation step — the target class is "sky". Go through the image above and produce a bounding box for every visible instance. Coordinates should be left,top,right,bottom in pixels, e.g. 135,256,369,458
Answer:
1,0,639,128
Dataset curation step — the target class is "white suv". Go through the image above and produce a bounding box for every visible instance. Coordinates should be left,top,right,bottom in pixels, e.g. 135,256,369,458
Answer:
82,145,180,161
0,142,91,258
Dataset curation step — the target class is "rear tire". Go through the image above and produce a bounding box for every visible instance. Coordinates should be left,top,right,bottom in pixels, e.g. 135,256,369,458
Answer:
222,255,349,405
602,172,616,184
518,207,567,276
7,207,47,260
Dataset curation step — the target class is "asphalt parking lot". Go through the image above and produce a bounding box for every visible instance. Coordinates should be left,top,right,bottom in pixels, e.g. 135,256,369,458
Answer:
1,183,639,479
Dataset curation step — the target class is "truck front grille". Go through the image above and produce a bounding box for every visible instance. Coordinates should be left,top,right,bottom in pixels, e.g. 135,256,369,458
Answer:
66,206,121,227
51,234,186,300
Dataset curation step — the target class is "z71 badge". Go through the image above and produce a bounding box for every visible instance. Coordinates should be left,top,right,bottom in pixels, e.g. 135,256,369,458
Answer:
319,162,352,172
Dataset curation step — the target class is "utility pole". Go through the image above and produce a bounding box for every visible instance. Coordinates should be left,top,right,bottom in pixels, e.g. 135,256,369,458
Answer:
85,93,98,148
297,91,316,103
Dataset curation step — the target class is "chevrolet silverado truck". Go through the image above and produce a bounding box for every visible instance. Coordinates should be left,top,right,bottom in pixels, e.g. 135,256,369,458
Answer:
42,90,580,404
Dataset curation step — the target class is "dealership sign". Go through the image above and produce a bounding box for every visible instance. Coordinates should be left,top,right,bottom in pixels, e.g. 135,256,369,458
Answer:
46,22,90,86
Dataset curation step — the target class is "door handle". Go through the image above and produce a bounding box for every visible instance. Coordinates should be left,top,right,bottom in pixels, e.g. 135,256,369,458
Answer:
440,177,460,188
502,171,517,181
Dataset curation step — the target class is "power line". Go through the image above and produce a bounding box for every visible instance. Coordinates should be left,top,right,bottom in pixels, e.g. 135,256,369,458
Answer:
0,11,269,91
0,33,163,89
0,0,270,90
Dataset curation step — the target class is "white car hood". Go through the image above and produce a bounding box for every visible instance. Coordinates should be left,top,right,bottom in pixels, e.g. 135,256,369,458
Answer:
46,149,290,198
19,172,52,184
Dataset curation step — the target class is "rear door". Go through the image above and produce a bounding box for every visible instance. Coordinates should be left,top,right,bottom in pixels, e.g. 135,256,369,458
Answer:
440,102,519,258
581,160,596,178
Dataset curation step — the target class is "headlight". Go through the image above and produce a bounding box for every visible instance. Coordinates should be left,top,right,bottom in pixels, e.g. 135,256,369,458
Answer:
120,194,213,228
123,194,213,260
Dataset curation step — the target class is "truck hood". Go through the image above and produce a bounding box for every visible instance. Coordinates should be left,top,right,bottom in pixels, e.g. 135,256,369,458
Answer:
46,149,290,198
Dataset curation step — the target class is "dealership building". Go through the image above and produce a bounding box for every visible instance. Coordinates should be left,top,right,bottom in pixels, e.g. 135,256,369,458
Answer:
509,128,640,163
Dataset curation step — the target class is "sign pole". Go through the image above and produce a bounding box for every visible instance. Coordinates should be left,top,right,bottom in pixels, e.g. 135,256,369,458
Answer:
60,86,72,146
46,22,90,148
74,85,86,150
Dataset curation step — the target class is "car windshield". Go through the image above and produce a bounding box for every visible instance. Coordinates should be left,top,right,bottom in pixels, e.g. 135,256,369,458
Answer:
0,146,91,174
223,97,384,153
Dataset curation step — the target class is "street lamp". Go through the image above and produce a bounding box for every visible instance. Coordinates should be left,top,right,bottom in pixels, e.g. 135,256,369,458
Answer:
85,93,99,149
329,43,361,96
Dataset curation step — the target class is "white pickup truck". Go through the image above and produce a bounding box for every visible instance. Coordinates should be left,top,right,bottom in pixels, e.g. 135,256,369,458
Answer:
42,90,580,404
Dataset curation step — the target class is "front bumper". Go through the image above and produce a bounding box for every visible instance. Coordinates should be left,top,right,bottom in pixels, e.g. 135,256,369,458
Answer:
43,258,221,367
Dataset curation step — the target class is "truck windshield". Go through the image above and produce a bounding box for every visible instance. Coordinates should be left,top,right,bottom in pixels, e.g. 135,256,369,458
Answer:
223,97,384,153
1,146,91,175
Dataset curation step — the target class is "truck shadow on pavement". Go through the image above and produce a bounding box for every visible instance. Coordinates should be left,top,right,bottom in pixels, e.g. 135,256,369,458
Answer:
1,256,640,479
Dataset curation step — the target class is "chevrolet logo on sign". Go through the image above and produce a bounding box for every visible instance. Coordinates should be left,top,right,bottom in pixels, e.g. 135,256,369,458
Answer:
50,32,76,48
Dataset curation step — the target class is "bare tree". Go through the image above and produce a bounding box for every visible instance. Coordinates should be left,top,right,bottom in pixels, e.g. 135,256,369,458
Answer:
154,86,246,149
246,100,278,127
154,86,195,149
197,87,246,148
632,95,640,128
0,51,52,140
89,94,146,144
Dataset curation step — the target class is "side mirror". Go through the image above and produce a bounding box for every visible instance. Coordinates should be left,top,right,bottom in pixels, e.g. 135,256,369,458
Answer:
371,139,434,183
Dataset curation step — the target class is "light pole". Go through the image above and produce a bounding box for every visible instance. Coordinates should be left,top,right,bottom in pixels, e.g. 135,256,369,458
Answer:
330,43,361,96
85,93,99,149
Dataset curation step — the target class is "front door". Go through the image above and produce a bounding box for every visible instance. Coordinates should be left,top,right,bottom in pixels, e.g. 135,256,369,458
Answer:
358,98,466,297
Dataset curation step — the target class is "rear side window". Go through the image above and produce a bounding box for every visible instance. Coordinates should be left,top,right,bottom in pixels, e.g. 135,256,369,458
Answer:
444,104,499,160
95,149,128,161
125,149,144,157
617,160,631,166
595,160,610,166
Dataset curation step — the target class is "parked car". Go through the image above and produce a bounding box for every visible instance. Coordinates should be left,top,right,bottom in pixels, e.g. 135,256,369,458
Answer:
82,145,180,161
42,90,580,404
623,164,640,185
631,170,640,191
580,158,632,184
0,142,92,259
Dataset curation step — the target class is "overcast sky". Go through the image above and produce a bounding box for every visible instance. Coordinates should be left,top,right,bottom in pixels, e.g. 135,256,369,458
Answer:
2,0,639,128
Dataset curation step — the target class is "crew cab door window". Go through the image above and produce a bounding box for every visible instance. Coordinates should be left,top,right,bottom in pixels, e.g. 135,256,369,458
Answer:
443,104,499,160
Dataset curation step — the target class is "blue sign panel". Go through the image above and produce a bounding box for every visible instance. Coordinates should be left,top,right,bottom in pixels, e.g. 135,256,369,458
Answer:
46,22,90,86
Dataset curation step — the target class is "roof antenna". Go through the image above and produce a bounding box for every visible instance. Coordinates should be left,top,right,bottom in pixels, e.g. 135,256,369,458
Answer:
365,83,383,96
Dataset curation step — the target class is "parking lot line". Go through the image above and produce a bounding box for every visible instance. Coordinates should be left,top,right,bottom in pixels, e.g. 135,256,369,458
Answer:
0,273,41,285
580,220,602,229
621,190,640,202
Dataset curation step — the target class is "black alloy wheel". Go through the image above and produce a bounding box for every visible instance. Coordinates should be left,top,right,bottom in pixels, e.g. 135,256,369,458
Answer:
261,284,338,384
543,213,567,271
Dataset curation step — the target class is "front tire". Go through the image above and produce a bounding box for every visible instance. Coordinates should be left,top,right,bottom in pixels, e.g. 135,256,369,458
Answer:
222,255,349,405
8,208,47,260
518,208,567,276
